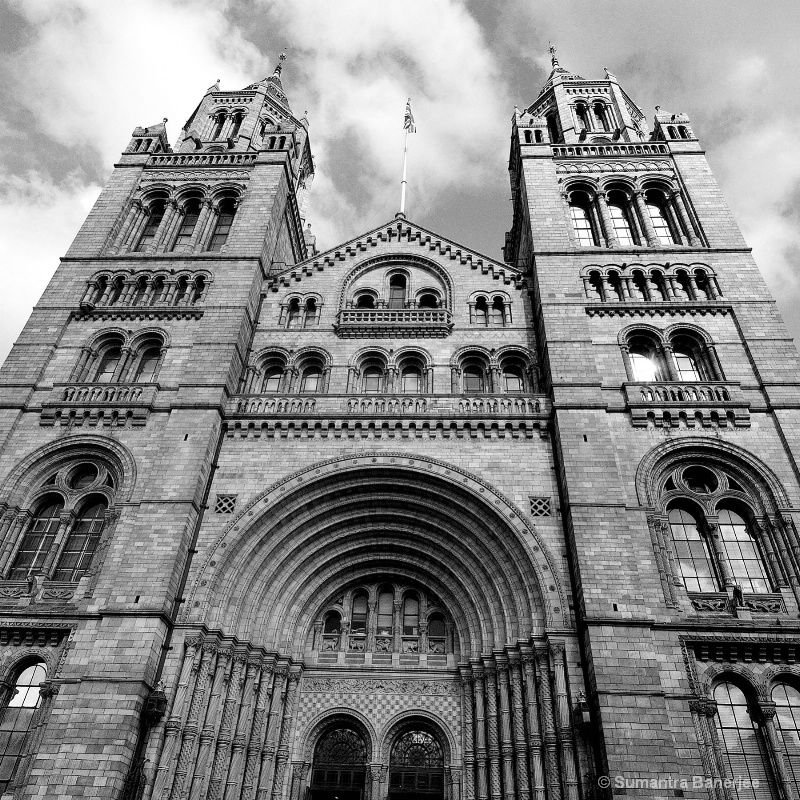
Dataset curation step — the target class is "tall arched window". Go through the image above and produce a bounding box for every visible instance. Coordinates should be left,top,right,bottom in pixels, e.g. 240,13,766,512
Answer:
646,192,678,245
8,501,63,580
474,297,488,325
362,366,383,394
575,103,589,132
211,114,226,140
377,590,393,636
52,499,106,582
229,112,244,139
389,731,445,799
132,346,160,383
351,593,368,634
628,339,665,382
261,366,283,393
489,297,506,326
668,506,716,592
300,366,322,393
772,682,800,795
304,298,319,327
207,198,236,251
311,728,367,799
355,294,375,309
403,595,419,636
502,363,525,393
546,113,560,143
287,298,301,328
718,508,770,594
388,275,407,309
607,195,635,246
673,346,701,381
462,365,485,394
401,366,422,394
0,661,47,793
135,200,166,252
172,199,201,250
592,102,609,131
713,682,776,799
94,347,121,383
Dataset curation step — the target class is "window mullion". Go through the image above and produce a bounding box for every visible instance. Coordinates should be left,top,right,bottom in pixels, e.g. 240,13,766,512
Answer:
39,512,75,580
704,517,735,591
757,703,795,799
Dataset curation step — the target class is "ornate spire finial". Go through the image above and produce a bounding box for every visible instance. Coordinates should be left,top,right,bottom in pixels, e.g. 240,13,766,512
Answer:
274,50,287,76
549,42,559,68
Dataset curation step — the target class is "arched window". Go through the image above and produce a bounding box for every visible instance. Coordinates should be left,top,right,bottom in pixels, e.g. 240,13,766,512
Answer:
718,508,769,594
229,112,244,139
377,590,393,636
535,130,543,143
211,114,226,141
287,298,301,328
355,294,375,309
668,506,716,592
462,365,485,394
679,126,689,139
607,194,635,246
575,103,589,132
261,366,283,393
502,363,525,393
132,278,148,306
628,339,665,382
388,275,407,309
713,682,776,798
323,611,341,634
489,297,506,326
673,346,701,381
136,200,166,252
389,730,445,798
8,501,63,580
173,277,189,306
311,728,367,798
362,366,383,394
207,197,236,252
149,276,165,305
524,130,532,144
403,595,419,636
0,661,47,793
592,102,609,131
646,192,678,245
94,346,122,383
474,297,488,325
351,593,368,634
546,113,560,143
418,292,439,309
401,366,422,394
172,199,201,250
300,366,322,393
568,192,598,247
304,298,319,327
772,682,800,794
428,614,446,654
132,346,161,383
52,499,106,582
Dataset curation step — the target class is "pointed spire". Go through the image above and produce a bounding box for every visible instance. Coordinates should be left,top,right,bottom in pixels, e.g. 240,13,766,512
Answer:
549,42,559,68
273,51,287,77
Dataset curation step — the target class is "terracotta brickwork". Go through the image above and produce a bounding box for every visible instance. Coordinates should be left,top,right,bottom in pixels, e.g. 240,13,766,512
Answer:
0,55,798,800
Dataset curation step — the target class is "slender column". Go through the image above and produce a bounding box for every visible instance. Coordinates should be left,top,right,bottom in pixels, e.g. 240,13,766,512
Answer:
776,515,800,605
224,659,262,800
460,668,476,800
173,645,216,800
620,277,632,300
672,191,700,246
270,668,302,800
688,700,724,800
70,347,93,381
508,653,530,800
120,280,138,305
599,277,611,301
154,200,180,252
451,368,461,393
562,194,579,247
80,281,98,307
111,347,133,383
758,704,795,800
551,644,578,800
647,515,674,604
183,200,212,253
368,763,383,800
152,638,203,800
686,274,700,301
449,766,462,800
393,601,402,652
39,512,74,578
633,191,659,246
594,193,618,248
241,662,274,800
535,648,561,800
244,366,259,395
141,278,158,306
472,664,489,800
288,761,310,800
753,519,786,588
110,200,144,253
13,680,58,791
189,648,232,800
708,277,722,300
495,655,515,800
706,520,735,589
163,280,178,306
122,208,150,253
627,195,646,245
0,513,29,577
256,665,288,800
366,602,377,651
520,650,545,800
194,205,218,253
419,621,429,654
484,663,502,800
489,366,501,394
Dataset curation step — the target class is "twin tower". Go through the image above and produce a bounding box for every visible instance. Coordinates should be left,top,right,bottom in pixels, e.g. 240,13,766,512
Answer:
0,51,798,800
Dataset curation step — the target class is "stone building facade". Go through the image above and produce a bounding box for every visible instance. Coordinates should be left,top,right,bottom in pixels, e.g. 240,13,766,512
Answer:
0,51,799,800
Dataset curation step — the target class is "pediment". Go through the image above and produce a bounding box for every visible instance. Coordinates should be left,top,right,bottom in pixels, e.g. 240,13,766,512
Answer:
268,217,522,291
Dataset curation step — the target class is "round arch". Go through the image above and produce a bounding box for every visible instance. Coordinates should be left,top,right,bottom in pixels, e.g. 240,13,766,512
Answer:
302,708,377,763
183,453,565,654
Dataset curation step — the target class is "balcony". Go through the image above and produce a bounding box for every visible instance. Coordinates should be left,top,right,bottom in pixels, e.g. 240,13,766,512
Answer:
623,381,749,428
334,308,453,338
40,383,158,428
688,592,785,615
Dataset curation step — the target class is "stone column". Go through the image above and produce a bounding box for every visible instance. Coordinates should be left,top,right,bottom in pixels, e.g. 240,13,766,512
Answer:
271,668,302,800
393,601,403,652
367,763,383,800
451,367,461,394
225,659,262,800
288,762,310,800
0,512,30,577
241,662,274,800
633,191,659,246
12,680,59,792
448,766,463,800
671,192,700,246
257,665,288,800
535,648,561,800
39,512,75,578
686,274,700,301
551,644,578,800
110,200,144,254
705,520,735,589
495,655,515,800
758,703,794,800
111,347,133,383
366,602,377,651
753,519,786,589
460,668,476,800
508,653,530,800
688,699,724,800
594,193,617,248
193,203,218,253
484,664,501,800
154,199,180,252
152,638,203,800
69,347,93,382
472,664,489,800
187,201,213,253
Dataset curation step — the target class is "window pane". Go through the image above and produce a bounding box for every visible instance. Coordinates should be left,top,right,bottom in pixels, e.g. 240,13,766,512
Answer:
377,591,393,634
363,368,382,394
669,507,717,592
674,349,701,381
95,348,121,383
608,202,634,246
262,369,282,393
504,368,523,393
304,300,318,327
401,369,421,394
647,201,676,245
8,502,63,580
173,203,200,249
52,501,106,582
570,204,595,247
351,594,368,633
287,301,301,327
136,203,165,251
388,277,406,309
403,596,419,635
489,298,505,326
301,369,321,393
718,509,769,593
714,682,777,800
629,351,660,382
474,298,488,325
463,368,484,394
207,202,235,251
134,348,160,382
773,683,800,796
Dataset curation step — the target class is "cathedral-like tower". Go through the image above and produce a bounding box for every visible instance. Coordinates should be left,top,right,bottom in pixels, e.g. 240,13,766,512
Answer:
0,50,798,800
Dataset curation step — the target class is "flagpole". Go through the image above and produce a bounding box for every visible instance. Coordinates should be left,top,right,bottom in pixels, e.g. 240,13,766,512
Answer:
399,126,409,216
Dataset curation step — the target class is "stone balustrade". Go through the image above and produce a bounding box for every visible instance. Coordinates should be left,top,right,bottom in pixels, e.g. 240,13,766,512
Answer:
41,383,158,428
552,142,669,158
335,308,453,338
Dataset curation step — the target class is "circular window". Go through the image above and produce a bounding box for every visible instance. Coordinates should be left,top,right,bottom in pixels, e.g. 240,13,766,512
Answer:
70,464,98,490
682,466,718,494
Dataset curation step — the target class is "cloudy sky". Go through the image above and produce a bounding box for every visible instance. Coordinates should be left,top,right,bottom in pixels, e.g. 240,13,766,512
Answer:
1,0,799,365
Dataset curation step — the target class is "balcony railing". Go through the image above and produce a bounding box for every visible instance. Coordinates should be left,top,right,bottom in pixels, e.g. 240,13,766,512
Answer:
688,592,785,614
552,142,669,158
41,383,158,428
623,381,749,428
335,308,453,338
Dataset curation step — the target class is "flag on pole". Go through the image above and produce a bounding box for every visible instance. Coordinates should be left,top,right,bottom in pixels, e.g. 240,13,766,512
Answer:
404,99,416,133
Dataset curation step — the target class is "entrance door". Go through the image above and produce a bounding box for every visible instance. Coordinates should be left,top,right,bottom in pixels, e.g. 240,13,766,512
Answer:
388,730,445,800
309,728,367,800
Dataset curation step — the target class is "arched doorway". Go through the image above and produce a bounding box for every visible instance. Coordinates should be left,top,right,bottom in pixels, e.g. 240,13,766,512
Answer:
388,729,445,800
310,726,367,800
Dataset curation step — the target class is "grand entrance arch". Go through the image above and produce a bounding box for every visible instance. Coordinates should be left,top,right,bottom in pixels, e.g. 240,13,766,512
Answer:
310,726,368,800
388,729,445,800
